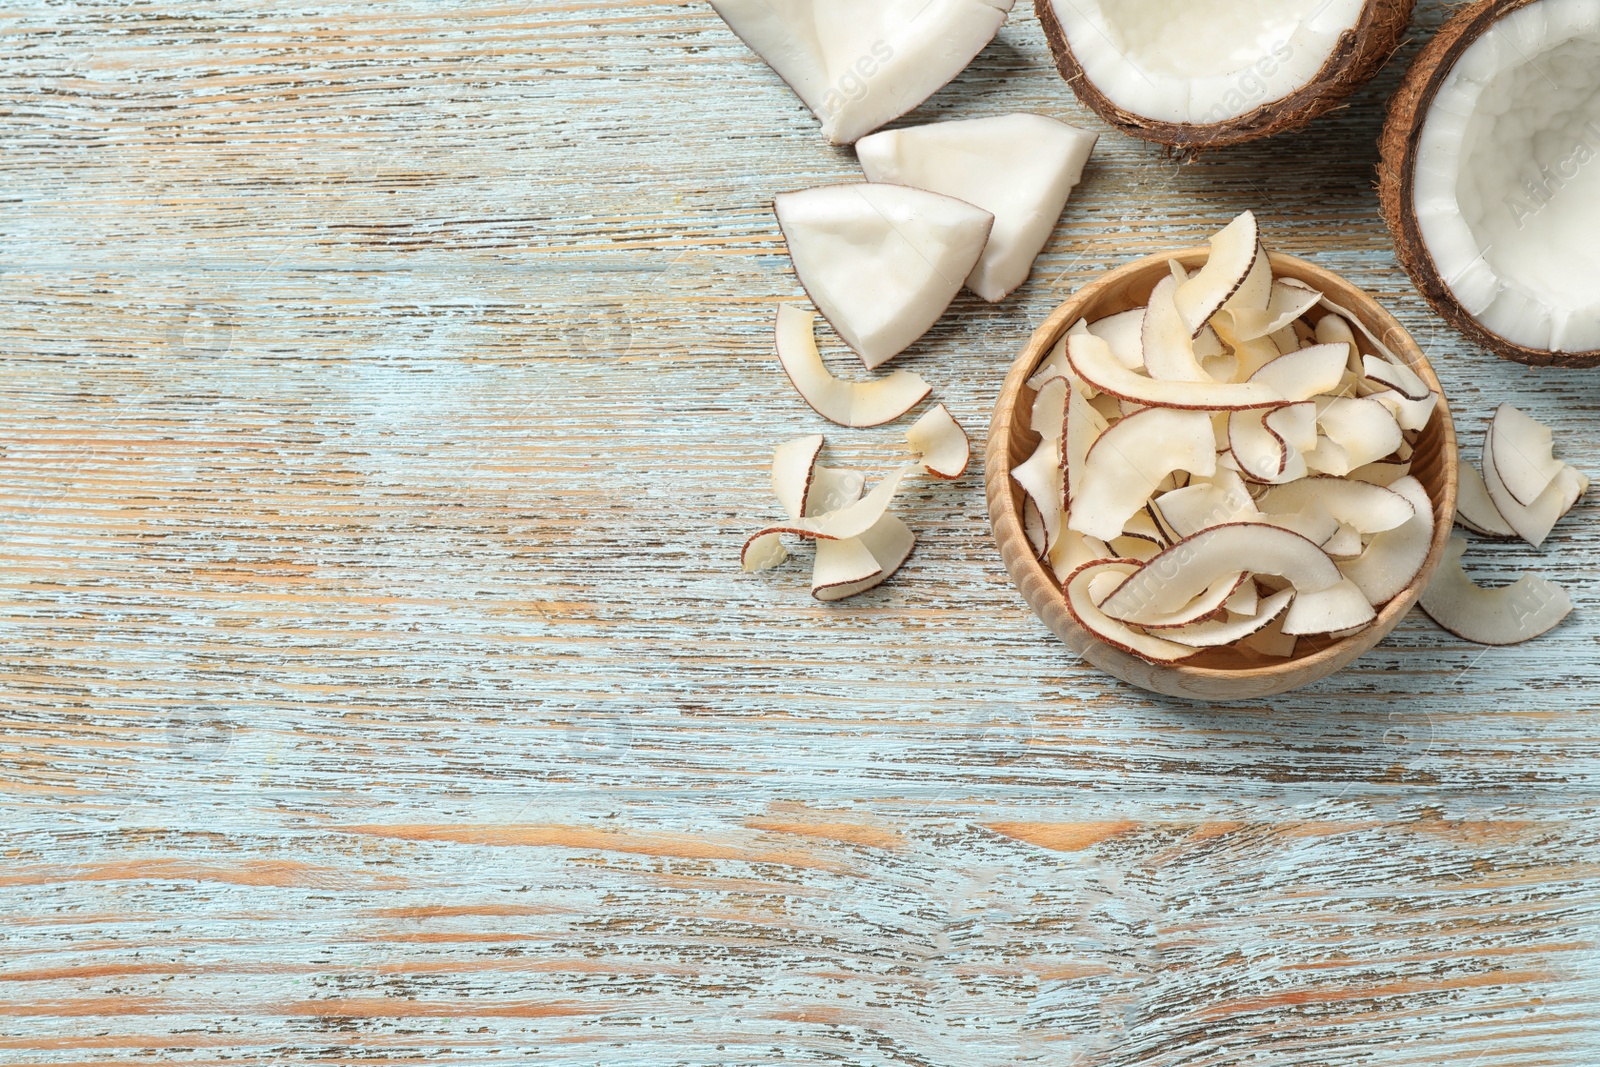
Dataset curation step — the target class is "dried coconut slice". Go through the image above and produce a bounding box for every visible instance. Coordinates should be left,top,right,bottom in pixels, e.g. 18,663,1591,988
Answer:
1346,460,1411,488
1064,379,1107,507
1066,407,1217,541
1246,343,1350,401
1173,212,1258,335
710,0,1016,146
1220,240,1274,316
1240,611,1298,658
906,403,970,479
1028,337,1073,389
1316,397,1404,473
743,532,789,573
1102,570,1245,629
812,534,882,594
1141,274,1209,382
1367,388,1438,433
1067,334,1280,411
1488,405,1566,508
1228,403,1315,484
806,465,865,517
772,434,826,520
1108,535,1162,562
1321,524,1364,560
1064,559,1201,664
742,462,918,568
1012,436,1064,552
1482,455,1586,550
775,186,993,369
1418,535,1573,645
856,113,1097,302
1150,472,1256,540
1338,474,1434,605
775,305,932,426
1161,588,1295,649
1023,496,1048,557
1455,463,1517,540
1223,579,1259,617
1097,522,1343,623
1088,308,1147,370
1281,577,1377,636
813,514,917,601
1256,476,1415,535
1049,530,1111,583
1031,375,1070,438
1361,353,1431,403
1225,278,1324,342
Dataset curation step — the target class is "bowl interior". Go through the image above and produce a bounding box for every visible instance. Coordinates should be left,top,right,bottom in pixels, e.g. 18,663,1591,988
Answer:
990,249,1459,685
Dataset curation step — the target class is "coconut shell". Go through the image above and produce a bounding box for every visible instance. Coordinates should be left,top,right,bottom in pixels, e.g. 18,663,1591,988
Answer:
1036,0,1415,153
1377,0,1600,369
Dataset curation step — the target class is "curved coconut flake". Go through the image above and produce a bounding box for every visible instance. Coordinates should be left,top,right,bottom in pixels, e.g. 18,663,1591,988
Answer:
813,513,917,601
1103,570,1245,629
743,532,789,573
1121,509,1167,546
1163,588,1296,648
1228,402,1316,484
1419,535,1573,645
1087,308,1147,370
1023,496,1048,557
1108,535,1162,562
1246,343,1350,401
813,534,882,595
1317,396,1404,471
1150,472,1257,540
1224,579,1259,617
1367,388,1438,432
1257,476,1415,535
710,0,1016,146
772,434,826,520
775,305,932,426
1240,611,1299,659
1098,522,1343,623
1488,405,1566,508
775,185,993,369
1281,577,1377,636
1316,312,1356,347
1067,334,1281,410
1221,240,1274,315
1141,274,1210,382
1339,474,1434,605
806,465,865,517
1049,529,1111,583
1321,524,1364,560
1347,460,1412,488
1067,407,1217,541
1455,462,1516,539
1482,453,1586,550
1031,375,1070,439
744,462,918,566
1028,337,1073,389
1173,212,1258,334
1065,379,1108,507
1360,353,1431,402
1226,278,1324,342
906,403,970,479
857,113,1097,301
1064,559,1201,664
1012,436,1064,552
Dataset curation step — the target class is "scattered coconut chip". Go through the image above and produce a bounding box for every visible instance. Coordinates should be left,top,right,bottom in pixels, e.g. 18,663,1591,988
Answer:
1418,535,1573,645
775,185,993,369
1488,405,1566,508
1455,462,1517,539
1338,475,1434,606
774,304,932,427
772,434,826,520
1280,577,1377,636
743,532,789,573
805,465,864,517
812,533,882,595
1482,457,1587,550
744,462,918,563
1067,407,1217,541
1063,559,1201,664
1068,333,1281,411
1173,211,1258,335
813,514,917,601
906,403,970,479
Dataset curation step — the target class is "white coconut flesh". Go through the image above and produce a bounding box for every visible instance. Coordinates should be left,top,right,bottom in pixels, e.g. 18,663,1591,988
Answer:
1419,535,1573,645
1411,0,1600,353
905,403,971,479
773,305,932,427
856,114,1098,302
710,0,1016,145
1047,0,1369,126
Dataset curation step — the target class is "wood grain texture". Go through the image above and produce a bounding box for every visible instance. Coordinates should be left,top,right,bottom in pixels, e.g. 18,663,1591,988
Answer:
2,1,1598,1064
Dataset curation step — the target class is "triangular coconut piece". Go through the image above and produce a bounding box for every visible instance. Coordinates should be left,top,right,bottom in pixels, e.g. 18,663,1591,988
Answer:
710,0,1016,145
856,113,1098,302
776,184,994,369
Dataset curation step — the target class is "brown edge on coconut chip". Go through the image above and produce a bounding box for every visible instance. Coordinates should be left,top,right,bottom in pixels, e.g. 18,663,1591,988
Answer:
1376,0,1600,369
1036,0,1416,154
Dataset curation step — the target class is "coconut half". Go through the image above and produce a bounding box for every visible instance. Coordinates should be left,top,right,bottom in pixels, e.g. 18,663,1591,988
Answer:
775,184,993,369
1380,0,1600,366
856,114,1098,302
1038,0,1415,150
710,0,1016,145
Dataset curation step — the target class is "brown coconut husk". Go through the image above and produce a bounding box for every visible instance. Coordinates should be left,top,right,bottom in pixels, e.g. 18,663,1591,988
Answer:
1377,0,1600,369
1036,0,1415,154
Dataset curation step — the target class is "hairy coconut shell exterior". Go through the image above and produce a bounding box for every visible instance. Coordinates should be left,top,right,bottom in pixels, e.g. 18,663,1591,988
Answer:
1378,0,1600,369
1036,0,1415,153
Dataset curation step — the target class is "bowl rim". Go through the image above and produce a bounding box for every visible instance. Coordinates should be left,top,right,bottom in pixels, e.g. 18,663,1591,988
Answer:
984,248,1460,696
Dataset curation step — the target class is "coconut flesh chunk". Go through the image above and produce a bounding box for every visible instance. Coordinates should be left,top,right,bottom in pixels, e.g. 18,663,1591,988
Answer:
1281,577,1378,635
1406,0,1600,358
1043,0,1371,127
813,513,918,601
1419,535,1574,644
1067,407,1218,541
709,0,1016,145
812,533,882,594
1456,462,1518,539
1064,559,1201,664
1068,334,1282,410
1488,404,1566,507
775,185,993,370
1097,523,1343,622
1338,475,1435,605
774,305,932,427
856,114,1098,302
905,403,970,479
1174,212,1259,334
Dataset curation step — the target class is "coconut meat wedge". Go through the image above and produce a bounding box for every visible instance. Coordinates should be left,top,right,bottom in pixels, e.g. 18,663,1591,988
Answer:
1419,535,1573,644
1381,0,1600,366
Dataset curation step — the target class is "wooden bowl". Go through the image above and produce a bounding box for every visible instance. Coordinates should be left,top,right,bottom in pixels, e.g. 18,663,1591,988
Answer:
985,250,1459,701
